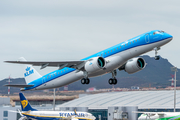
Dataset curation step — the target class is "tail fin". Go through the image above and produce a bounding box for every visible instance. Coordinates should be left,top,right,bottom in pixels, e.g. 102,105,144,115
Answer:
19,57,42,84
19,93,37,111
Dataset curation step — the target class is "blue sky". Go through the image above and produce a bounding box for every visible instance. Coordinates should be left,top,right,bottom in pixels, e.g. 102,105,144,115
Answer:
0,0,179,80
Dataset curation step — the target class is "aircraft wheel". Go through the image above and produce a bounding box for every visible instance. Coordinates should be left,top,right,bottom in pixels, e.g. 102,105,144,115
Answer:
155,55,160,60
108,78,114,85
86,78,90,84
81,78,86,84
113,78,117,85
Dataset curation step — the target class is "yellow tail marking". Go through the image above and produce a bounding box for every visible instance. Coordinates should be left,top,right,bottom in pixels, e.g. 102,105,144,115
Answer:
21,100,28,109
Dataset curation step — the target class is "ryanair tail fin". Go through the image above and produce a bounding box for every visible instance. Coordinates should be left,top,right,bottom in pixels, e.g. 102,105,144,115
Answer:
19,93,37,111
19,57,42,84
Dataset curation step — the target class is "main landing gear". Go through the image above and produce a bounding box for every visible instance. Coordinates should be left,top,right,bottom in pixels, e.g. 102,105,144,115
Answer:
81,71,90,84
108,70,117,85
81,78,90,84
154,47,160,60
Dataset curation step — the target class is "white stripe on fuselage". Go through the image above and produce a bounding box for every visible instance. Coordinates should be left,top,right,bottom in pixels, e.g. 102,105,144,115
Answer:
34,38,171,90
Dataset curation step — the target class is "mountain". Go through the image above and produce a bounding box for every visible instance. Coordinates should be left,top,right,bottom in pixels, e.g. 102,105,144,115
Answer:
0,55,179,94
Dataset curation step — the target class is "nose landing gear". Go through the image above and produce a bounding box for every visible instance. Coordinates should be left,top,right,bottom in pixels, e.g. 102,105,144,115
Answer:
155,55,160,60
154,47,161,60
108,70,117,85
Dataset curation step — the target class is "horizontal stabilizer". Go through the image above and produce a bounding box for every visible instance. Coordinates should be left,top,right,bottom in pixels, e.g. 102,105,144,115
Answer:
4,84,34,88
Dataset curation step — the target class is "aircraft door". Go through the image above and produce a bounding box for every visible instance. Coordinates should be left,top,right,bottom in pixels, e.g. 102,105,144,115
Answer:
145,33,150,43
42,77,46,84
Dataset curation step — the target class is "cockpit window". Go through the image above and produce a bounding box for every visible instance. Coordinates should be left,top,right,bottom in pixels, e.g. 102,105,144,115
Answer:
153,30,165,35
160,30,165,33
153,31,159,35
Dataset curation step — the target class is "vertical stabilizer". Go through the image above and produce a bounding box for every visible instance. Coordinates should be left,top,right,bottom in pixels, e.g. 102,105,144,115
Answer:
19,57,42,84
19,93,37,111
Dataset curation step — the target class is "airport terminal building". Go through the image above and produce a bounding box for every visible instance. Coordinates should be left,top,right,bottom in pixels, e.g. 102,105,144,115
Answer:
57,90,180,120
1,90,180,120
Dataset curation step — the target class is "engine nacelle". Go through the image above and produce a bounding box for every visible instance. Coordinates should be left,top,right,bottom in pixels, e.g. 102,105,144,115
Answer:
84,57,106,73
124,57,146,74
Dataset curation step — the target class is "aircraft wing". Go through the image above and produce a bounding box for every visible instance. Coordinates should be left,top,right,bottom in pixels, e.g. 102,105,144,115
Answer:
4,84,34,88
5,60,86,70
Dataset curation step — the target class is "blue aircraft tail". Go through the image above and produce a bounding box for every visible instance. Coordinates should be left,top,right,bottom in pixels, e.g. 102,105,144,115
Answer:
19,93,37,111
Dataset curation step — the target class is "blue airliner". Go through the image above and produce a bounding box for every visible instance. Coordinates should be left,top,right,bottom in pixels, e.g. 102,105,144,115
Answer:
5,30,173,91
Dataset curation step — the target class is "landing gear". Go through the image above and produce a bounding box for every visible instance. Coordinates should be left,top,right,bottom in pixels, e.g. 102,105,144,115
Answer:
81,71,90,85
108,70,117,85
154,47,161,60
155,55,160,60
81,78,90,84
108,78,117,85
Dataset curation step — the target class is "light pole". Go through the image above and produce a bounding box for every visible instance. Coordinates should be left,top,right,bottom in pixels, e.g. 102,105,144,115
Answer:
6,75,12,96
53,88,56,111
171,67,178,112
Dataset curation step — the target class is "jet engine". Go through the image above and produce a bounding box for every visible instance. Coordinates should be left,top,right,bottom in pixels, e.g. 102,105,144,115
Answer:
124,57,146,74
84,57,106,73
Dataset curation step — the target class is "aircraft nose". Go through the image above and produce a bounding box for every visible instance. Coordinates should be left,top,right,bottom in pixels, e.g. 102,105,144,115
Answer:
163,33,173,41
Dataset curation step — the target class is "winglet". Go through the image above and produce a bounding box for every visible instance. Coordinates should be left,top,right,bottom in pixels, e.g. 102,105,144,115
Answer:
74,109,78,116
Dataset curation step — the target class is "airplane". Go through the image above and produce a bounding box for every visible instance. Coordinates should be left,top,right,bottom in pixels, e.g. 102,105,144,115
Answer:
137,111,180,120
18,93,96,120
5,30,173,91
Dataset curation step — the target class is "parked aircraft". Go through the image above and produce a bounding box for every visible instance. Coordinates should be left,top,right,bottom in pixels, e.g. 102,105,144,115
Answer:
5,30,173,91
18,93,96,120
138,112,180,120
